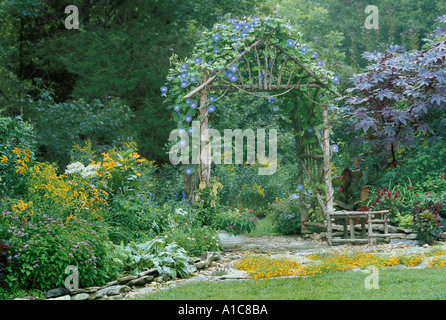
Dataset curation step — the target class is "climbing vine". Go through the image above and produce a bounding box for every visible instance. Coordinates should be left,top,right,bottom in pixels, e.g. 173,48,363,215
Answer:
160,14,341,207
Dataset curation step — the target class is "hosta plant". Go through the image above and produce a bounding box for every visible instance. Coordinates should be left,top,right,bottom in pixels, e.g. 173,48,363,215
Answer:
122,238,190,279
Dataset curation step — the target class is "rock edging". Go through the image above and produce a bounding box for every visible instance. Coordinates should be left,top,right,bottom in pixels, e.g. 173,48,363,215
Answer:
14,251,222,301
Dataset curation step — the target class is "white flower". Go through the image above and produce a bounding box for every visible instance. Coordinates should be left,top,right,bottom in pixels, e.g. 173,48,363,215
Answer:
80,164,100,178
175,208,187,216
65,162,85,175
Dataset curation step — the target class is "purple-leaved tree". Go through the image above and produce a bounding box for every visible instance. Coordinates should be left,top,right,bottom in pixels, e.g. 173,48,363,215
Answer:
344,15,446,168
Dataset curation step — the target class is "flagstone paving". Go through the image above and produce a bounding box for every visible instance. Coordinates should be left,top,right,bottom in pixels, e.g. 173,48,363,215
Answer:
125,235,446,299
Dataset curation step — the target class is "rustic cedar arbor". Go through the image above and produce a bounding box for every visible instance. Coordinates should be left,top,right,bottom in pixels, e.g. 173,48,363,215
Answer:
166,18,349,245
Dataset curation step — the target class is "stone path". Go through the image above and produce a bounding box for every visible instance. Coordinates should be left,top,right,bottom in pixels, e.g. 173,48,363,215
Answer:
124,236,446,300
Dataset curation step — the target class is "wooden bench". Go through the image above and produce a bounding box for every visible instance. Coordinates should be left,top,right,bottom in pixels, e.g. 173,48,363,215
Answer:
327,210,390,246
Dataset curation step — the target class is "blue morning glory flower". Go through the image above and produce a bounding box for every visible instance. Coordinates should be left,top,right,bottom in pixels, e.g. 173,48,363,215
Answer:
240,30,248,39
268,97,276,104
160,86,167,93
179,138,187,147
185,167,193,175
250,22,255,28
273,106,279,111
311,52,317,59
185,115,192,122
244,23,251,30
213,48,218,55
308,127,314,133
287,39,295,47
180,63,187,70
230,74,238,82
297,184,304,191
171,75,175,80
227,71,235,79
185,99,190,105
180,72,188,79
190,76,197,83
174,104,181,112
331,144,339,152
208,105,215,112
194,56,202,64
178,128,186,135
317,60,324,66
333,76,340,83
231,36,238,41
234,24,241,30
161,93,166,97
187,127,194,134
301,46,308,53
213,34,220,41
180,80,188,88
209,95,216,103
230,64,238,72
190,101,197,109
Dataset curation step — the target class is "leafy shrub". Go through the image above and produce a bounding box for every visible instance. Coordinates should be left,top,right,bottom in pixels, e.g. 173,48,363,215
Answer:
106,193,193,244
3,214,120,291
29,94,134,168
413,210,441,245
268,198,301,235
212,208,258,236
394,213,414,229
164,225,222,257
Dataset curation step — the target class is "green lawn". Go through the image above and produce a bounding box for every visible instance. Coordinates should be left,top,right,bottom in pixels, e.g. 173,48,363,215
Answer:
137,267,446,300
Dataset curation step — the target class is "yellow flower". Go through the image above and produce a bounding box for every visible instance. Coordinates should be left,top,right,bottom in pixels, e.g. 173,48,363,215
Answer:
0,155,8,164
12,147,21,157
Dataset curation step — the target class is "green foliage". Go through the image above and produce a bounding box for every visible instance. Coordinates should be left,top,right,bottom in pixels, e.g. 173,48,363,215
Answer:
368,137,446,189
3,215,120,291
268,198,301,235
394,213,414,229
212,208,259,236
29,93,134,169
118,238,190,279
193,179,224,226
0,116,35,197
413,210,441,245
106,194,193,245
164,226,222,257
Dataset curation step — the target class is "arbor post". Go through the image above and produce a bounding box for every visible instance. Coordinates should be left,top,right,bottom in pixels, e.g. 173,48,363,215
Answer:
199,69,211,186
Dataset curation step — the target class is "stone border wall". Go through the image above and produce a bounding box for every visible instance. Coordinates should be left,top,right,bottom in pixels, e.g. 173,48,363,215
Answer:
14,252,221,300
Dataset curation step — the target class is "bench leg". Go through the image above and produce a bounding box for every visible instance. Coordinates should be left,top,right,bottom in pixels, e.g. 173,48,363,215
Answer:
361,218,366,238
343,219,348,239
350,218,355,239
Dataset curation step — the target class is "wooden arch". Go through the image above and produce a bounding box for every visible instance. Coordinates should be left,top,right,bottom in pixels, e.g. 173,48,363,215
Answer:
174,21,339,235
